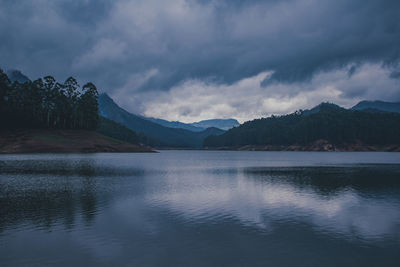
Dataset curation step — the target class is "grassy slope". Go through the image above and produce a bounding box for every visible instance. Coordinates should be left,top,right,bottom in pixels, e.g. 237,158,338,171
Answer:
97,116,141,145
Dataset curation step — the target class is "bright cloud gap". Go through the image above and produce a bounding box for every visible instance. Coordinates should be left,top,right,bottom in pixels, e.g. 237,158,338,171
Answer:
111,63,399,123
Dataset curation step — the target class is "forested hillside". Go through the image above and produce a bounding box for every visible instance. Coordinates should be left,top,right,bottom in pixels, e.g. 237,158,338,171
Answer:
0,69,155,152
97,116,158,146
204,103,400,149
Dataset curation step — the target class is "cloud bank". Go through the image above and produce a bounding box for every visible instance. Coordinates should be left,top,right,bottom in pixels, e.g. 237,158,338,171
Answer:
1,0,399,122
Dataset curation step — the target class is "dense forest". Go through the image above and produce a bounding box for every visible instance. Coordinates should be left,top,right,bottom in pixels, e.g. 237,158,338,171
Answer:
204,103,400,148
0,69,99,130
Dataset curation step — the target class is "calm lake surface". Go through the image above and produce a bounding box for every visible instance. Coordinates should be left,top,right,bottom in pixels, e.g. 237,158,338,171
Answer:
1,151,400,266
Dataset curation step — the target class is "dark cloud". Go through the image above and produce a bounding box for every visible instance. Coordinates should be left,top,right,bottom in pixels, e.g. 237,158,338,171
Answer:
390,71,400,79
1,0,400,119
347,64,359,78
57,0,113,26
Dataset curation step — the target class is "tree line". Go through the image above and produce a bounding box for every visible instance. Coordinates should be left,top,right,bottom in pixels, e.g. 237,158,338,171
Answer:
0,69,99,130
204,103,400,147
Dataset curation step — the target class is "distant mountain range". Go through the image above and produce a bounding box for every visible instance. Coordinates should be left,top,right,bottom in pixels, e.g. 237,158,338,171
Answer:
100,93,400,151
191,119,240,130
144,117,239,132
98,94,224,148
143,117,205,132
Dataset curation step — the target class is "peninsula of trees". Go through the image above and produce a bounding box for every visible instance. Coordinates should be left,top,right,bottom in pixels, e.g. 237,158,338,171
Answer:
0,69,152,153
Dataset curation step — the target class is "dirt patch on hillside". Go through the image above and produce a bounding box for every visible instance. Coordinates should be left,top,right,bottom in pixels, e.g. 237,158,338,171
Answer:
0,129,155,153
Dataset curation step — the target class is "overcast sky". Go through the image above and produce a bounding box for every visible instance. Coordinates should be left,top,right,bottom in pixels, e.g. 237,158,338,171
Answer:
1,0,399,122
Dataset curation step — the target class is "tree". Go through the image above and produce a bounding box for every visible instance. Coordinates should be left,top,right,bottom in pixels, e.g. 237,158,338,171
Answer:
63,77,81,128
79,82,99,130
0,69,11,127
42,76,57,127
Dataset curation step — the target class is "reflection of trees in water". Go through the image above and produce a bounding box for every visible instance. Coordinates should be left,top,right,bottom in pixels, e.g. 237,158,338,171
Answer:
0,159,100,232
0,157,146,233
0,179,99,233
1,187,78,232
0,158,145,176
243,165,400,196
80,177,97,226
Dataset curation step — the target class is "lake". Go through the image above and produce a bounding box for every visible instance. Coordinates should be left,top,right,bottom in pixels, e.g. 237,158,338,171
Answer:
1,151,400,266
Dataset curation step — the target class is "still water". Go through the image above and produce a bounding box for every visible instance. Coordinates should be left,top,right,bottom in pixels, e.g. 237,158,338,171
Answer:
1,151,400,266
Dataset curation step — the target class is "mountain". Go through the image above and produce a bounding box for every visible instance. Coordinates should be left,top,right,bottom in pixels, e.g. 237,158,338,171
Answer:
97,116,141,145
301,102,342,116
6,69,30,83
351,100,400,114
204,103,400,151
190,119,240,130
144,117,205,132
98,94,224,148
142,116,239,131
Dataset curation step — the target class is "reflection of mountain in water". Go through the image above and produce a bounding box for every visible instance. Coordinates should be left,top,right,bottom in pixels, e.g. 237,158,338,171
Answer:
150,165,400,241
244,165,400,195
1,156,400,243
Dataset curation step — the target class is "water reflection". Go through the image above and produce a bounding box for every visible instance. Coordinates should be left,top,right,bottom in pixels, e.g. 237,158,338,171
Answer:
0,158,147,176
245,166,400,194
0,152,400,266
149,166,400,242
0,175,99,232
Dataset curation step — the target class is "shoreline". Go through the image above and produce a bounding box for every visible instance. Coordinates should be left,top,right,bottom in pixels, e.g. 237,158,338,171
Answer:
1,130,398,153
203,141,400,152
0,129,155,154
